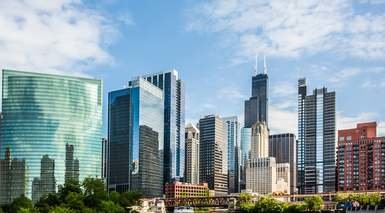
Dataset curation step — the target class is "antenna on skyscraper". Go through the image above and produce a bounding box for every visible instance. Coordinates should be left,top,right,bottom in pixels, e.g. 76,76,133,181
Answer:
254,54,258,75
263,55,267,74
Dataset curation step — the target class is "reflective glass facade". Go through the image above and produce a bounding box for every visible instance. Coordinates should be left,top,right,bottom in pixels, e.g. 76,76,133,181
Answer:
134,70,185,183
108,78,164,197
0,69,102,204
297,78,336,194
223,116,240,193
240,127,251,190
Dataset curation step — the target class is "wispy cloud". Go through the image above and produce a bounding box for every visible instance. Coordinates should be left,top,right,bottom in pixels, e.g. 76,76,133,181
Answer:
0,0,120,76
328,68,362,83
187,0,385,61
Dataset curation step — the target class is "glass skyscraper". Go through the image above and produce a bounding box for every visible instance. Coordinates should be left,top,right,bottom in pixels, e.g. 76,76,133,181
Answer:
223,116,240,193
0,69,102,204
108,78,164,197
297,78,336,194
134,70,185,183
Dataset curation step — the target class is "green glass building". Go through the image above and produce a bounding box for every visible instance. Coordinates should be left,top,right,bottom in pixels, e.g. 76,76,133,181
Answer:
0,69,102,204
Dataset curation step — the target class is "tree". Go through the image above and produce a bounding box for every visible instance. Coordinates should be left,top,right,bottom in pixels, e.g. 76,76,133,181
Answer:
8,194,33,213
17,208,39,213
49,206,75,213
58,179,82,201
108,192,120,204
238,193,254,213
119,192,142,208
64,192,85,212
254,196,286,213
99,201,125,213
368,193,381,206
82,178,107,208
35,194,62,213
303,196,323,211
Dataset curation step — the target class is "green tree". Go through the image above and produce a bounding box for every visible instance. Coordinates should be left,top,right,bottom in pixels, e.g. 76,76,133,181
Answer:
368,193,381,206
58,179,82,201
303,196,323,211
99,201,124,213
35,194,62,213
82,178,107,208
119,192,142,208
238,193,254,213
64,192,84,212
9,195,33,213
284,203,306,213
17,208,39,213
108,192,120,204
49,206,75,213
254,196,286,213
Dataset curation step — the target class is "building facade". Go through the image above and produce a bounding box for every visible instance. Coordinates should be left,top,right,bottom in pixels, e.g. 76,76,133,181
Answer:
297,78,336,194
246,157,277,195
199,115,228,195
165,181,209,198
0,69,102,204
135,70,185,183
108,78,164,197
276,163,290,194
337,122,385,191
184,123,199,184
240,127,251,191
223,116,241,193
269,133,297,194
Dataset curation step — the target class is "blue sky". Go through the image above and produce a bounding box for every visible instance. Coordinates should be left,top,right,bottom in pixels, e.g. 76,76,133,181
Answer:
0,0,384,135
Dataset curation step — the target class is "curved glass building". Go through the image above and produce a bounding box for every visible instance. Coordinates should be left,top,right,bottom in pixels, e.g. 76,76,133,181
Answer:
0,69,102,204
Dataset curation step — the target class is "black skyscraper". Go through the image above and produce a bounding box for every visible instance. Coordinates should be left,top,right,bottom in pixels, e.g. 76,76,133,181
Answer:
244,57,268,128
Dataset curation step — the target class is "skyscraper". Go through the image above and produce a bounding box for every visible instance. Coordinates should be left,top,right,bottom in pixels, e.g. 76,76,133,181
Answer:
223,116,241,193
244,57,268,128
269,133,297,194
240,127,251,191
0,69,102,203
199,115,228,195
108,78,164,197
184,123,199,184
65,144,79,182
134,70,185,183
297,78,336,194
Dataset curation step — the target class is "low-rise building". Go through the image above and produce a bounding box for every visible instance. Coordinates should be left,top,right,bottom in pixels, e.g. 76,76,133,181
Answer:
165,181,209,198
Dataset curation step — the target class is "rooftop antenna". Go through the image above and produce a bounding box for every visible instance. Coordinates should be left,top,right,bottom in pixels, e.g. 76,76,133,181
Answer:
263,55,267,74
254,54,258,75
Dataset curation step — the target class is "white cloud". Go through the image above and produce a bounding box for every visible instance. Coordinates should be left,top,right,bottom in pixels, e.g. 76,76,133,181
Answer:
0,0,118,76
337,111,378,130
187,0,385,61
269,106,297,134
217,86,246,100
328,68,362,83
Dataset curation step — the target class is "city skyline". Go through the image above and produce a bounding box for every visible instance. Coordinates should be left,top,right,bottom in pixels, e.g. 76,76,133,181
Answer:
0,0,383,136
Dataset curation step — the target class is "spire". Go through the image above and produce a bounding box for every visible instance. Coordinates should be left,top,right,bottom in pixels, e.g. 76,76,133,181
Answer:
263,55,267,74
254,54,258,75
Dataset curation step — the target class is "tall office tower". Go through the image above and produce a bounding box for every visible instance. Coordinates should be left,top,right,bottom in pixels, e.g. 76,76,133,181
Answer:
337,122,385,191
0,69,102,203
32,155,56,203
108,78,164,197
135,70,185,183
199,115,228,195
240,127,251,190
223,116,241,193
297,78,336,194
185,123,200,184
244,57,268,128
101,138,108,181
269,134,297,194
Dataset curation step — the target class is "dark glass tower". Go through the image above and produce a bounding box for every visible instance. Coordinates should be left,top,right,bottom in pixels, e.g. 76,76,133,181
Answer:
108,78,164,197
244,59,268,128
297,78,336,194
138,70,185,183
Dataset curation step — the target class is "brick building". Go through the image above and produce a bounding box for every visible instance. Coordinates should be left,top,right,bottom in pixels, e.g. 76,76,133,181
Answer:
337,122,385,191
165,181,209,198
